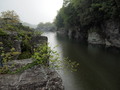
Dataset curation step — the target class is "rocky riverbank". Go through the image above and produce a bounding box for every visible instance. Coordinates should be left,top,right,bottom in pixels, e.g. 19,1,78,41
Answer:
57,20,120,53
0,59,64,90
0,21,64,90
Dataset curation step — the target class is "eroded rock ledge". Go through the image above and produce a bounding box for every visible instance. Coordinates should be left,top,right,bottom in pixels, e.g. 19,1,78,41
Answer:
0,59,64,90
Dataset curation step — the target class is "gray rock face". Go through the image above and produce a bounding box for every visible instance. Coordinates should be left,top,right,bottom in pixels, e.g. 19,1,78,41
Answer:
67,28,87,41
88,20,120,48
57,28,67,36
31,35,48,49
57,28,87,42
0,59,64,90
88,32,105,45
105,20,120,47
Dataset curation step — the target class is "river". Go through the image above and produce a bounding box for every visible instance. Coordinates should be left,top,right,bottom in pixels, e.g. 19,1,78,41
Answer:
42,32,120,90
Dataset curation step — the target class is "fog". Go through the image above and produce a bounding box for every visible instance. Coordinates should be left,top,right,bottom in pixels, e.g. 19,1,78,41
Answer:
0,0,63,25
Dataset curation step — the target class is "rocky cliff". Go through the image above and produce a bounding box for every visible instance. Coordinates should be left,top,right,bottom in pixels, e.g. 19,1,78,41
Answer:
57,20,120,50
88,20,120,48
0,23,64,90
57,27,87,42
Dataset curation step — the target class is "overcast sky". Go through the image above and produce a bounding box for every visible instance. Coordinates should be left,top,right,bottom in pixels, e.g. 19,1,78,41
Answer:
0,0,63,25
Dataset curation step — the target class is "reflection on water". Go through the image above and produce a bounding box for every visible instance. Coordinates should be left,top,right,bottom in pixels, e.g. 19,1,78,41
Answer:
42,32,120,90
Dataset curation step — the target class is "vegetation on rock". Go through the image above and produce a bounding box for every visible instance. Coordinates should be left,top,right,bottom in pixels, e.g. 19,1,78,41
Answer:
0,10,79,74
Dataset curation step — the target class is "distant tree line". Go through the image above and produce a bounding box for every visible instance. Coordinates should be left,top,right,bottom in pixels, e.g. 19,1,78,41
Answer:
36,22,56,32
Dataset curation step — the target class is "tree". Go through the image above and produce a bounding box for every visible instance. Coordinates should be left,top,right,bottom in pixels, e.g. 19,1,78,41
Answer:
55,0,120,32
1,10,20,24
37,22,56,32
54,9,64,28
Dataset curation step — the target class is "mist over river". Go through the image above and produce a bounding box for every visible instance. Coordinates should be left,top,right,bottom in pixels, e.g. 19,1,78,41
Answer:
42,32,120,90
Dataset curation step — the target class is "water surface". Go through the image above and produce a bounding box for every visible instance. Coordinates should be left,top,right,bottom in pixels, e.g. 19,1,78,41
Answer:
43,32,120,90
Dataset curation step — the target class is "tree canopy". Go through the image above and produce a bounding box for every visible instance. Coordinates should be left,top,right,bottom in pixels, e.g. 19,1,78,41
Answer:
0,10,20,24
37,22,56,32
55,0,120,29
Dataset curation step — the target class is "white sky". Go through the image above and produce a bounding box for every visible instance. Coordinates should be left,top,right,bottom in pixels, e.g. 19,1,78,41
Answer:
0,0,63,24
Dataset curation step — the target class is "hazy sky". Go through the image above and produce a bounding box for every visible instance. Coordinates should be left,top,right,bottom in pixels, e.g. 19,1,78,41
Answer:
0,0,63,24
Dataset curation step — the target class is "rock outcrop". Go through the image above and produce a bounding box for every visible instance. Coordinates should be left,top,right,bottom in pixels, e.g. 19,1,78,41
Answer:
88,20,120,48
57,28,68,37
105,20,120,48
57,19,120,50
0,34,21,53
0,59,64,90
31,35,48,49
57,27,87,42
0,31,47,59
88,32,105,45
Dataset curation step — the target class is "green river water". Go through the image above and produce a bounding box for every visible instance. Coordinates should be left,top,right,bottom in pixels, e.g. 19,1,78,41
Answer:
43,32,120,90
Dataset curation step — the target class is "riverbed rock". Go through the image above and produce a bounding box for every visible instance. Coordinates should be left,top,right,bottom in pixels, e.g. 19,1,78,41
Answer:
0,59,64,90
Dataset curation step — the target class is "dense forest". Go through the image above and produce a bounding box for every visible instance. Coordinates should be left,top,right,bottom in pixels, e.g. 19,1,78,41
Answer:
54,0,120,48
55,0,120,29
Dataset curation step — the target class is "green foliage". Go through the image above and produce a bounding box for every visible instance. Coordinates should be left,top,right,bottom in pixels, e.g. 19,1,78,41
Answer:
18,51,31,59
1,10,20,24
22,34,31,50
54,9,64,28
37,22,56,32
0,47,19,74
34,31,43,36
0,28,7,36
32,44,49,65
17,33,33,59
0,43,79,74
32,44,79,71
55,0,120,30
